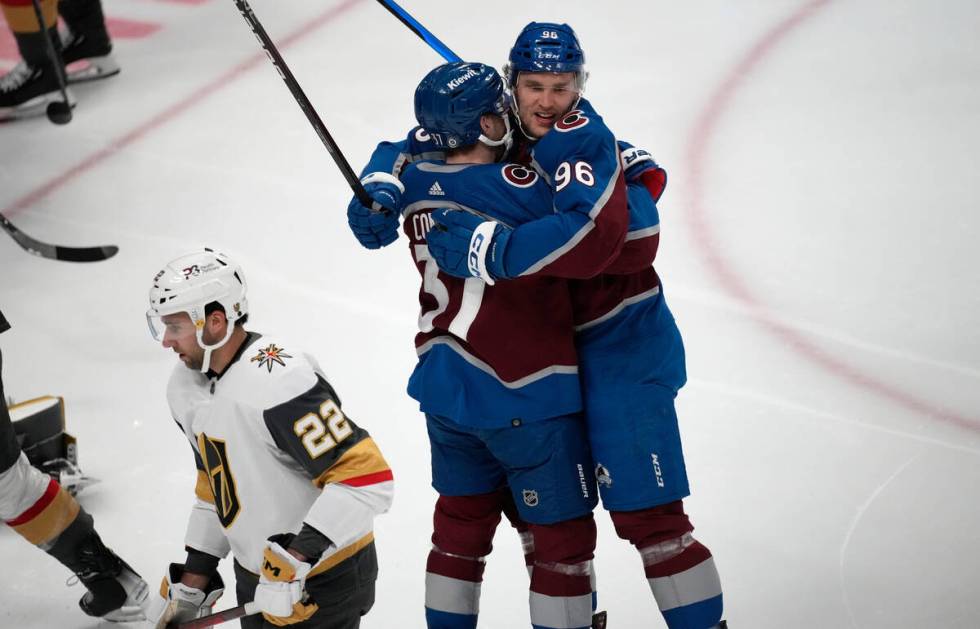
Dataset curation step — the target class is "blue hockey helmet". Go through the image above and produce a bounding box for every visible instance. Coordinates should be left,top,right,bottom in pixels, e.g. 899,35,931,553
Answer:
505,22,587,88
414,61,511,150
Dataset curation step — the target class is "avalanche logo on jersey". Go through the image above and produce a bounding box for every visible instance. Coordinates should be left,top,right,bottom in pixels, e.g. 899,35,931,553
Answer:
501,164,538,188
250,343,293,373
197,434,242,528
554,110,589,133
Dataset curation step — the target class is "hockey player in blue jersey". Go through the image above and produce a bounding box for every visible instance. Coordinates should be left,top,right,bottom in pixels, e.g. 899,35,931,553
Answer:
346,24,726,629
396,62,600,629
430,25,725,629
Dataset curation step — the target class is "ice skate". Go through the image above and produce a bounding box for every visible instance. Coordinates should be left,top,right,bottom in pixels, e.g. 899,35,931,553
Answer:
0,62,75,121
61,25,120,84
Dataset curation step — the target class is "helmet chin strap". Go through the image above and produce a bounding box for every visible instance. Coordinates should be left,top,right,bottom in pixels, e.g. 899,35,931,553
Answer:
478,114,513,156
195,323,236,374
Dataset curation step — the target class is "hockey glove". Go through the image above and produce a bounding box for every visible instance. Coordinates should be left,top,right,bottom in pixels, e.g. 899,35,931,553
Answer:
427,208,509,285
347,172,403,250
619,142,667,201
145,563,223,629
253,535,318,626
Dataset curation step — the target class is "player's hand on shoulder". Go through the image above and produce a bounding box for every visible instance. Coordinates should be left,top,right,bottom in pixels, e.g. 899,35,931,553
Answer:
145,564,224,629
253,534,319,625
427,209,508,284
347,172,403,250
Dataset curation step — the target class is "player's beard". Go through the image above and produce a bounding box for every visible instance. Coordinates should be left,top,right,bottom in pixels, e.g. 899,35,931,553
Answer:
178,347,205,371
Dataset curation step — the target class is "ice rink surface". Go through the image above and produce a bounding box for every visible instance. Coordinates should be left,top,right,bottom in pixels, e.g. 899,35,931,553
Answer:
2,0,979,627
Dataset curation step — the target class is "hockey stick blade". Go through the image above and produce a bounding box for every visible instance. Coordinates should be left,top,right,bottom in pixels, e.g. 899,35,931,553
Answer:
374,0,461,62
1,214,118,262
170,601,261,629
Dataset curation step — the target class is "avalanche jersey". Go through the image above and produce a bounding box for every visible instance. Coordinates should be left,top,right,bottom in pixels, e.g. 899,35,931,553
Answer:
360,115,629,282
510,97,629,278
167,332,394,575
399,162,581,427
569,135,688,396
356,101,678,389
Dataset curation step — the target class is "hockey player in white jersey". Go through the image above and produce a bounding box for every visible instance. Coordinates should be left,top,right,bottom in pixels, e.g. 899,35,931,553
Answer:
145,249,394,629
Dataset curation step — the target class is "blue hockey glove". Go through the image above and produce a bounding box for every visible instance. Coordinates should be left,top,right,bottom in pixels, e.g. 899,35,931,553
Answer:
427,208,509,284
347,173,403,250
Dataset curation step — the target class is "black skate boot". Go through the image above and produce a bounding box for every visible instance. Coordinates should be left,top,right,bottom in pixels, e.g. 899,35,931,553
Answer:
0,61,75,122
74,533,149,621
58,0,119,83
60,25,120,83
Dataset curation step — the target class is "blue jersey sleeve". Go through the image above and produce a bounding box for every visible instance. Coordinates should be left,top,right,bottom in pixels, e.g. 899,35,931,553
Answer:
357,126,448,181
601,179,661,274
494,99,629,279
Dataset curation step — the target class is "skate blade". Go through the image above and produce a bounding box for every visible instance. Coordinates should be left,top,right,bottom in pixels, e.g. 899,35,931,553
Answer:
0,90,77,122
66,56,121,84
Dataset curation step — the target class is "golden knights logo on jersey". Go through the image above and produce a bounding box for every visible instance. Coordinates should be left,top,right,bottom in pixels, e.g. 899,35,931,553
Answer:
197,433,242,527
251,343,293,373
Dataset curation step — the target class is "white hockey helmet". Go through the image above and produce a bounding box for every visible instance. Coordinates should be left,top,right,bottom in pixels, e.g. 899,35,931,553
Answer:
147,248,248,372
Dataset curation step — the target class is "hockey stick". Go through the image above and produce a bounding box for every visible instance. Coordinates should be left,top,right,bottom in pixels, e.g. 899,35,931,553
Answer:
374,0,461,63
229,0,390,213
0,213,118,262
170,601,261,629
28,0,72,124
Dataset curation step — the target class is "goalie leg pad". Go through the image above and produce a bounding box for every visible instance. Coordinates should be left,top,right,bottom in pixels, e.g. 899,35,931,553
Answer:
611,503,723,629
8,396,72,467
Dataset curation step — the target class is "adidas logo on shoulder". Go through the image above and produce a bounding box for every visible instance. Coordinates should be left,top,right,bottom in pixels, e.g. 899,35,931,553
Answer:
428,181,445,196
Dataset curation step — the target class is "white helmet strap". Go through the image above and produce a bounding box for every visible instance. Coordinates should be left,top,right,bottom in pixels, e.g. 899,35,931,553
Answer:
195,316,236,373
478,114,513,156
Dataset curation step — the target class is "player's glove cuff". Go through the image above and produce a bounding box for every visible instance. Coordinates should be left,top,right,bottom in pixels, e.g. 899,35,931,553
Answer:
467,221,500,285
254,541,318,624
146,563,224,629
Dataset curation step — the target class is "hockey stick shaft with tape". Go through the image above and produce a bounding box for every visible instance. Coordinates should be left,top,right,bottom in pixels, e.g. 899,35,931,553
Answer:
230,0,387,211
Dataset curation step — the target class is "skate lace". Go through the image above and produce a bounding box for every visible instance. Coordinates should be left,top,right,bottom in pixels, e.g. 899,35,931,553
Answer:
74,536,122,583
0,62,34,93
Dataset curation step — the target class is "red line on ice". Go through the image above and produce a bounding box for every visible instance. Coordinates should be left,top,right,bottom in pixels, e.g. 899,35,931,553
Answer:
683,0,979,431
1,0,362,216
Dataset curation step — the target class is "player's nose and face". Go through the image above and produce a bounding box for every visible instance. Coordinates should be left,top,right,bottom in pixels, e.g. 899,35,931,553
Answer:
160,312,203,368
514,71,579,138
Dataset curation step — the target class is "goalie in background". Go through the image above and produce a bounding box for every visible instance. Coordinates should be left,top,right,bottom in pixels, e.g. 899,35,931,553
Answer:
0,307,149,621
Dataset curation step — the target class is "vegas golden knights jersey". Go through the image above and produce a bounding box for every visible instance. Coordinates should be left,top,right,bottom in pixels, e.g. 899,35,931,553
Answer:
167,333,393,575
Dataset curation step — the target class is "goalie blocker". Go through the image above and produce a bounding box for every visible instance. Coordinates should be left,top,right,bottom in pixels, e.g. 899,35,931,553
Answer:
7,395,93,494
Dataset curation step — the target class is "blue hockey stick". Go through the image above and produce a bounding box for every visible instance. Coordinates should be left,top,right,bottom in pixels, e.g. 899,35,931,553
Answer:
375,0,462,62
